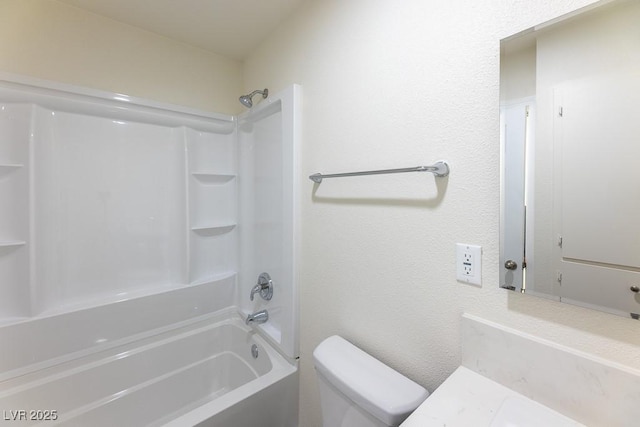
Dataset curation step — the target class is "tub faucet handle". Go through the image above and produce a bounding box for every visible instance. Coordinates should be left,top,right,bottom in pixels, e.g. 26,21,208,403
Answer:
246,309,269,325
250,272,273,301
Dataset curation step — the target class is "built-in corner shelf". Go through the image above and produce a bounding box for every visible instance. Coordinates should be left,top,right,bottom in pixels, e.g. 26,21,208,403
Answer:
190,224,236,235
191,173,235,184
0,163,24,178
189,271,236,287
0,241,26,248
186,132,238,294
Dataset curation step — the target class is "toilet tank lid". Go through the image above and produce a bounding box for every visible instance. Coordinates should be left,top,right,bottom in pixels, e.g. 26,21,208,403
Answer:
313,335,429,425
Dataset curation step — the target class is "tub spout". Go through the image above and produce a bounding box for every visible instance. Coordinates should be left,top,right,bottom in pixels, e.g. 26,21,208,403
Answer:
246,309,269,325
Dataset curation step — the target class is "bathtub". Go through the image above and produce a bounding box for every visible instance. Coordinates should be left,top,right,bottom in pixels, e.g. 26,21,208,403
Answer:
0,305,298,427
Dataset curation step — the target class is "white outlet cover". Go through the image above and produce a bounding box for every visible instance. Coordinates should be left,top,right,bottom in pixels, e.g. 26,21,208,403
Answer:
456,243,482,286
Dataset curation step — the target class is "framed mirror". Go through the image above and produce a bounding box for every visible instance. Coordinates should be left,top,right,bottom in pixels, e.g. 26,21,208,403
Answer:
499,0,640,319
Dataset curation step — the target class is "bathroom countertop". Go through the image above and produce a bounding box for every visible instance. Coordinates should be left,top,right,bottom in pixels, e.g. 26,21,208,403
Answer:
400,366,584,427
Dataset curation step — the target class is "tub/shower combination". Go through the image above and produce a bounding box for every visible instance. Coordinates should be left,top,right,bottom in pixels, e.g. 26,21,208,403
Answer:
0,75,300,426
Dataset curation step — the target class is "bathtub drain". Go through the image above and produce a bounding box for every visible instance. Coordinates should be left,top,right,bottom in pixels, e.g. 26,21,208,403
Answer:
251,344,259,359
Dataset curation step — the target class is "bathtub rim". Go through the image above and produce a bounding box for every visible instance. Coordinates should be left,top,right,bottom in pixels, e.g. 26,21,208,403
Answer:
0,278,237,384
0,309,298,427
0,305,297,393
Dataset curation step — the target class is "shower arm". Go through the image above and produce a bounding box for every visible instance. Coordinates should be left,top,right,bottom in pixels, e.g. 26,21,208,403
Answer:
247,89,267,98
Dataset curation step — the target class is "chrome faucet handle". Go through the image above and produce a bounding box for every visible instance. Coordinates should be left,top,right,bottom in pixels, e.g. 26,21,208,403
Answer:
249,272,273,301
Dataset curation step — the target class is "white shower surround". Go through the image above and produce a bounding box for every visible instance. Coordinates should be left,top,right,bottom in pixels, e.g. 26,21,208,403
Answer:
0,74,300,425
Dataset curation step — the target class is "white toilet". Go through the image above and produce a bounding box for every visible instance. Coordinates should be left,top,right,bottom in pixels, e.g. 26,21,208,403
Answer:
313,335,429,427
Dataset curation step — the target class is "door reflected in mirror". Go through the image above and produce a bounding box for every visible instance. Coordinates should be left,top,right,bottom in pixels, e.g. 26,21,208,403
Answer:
499,0,640,319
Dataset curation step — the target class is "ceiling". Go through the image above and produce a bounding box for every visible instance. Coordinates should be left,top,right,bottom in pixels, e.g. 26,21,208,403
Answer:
57,0,306,61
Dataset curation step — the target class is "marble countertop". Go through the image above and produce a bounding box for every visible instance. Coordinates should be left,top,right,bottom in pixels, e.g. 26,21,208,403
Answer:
400,366,584,427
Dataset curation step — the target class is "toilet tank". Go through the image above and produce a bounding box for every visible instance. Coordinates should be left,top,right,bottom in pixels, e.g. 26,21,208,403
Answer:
313,335,429,427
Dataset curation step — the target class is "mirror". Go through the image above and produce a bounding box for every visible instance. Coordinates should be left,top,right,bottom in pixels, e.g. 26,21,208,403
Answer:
499,0,640,319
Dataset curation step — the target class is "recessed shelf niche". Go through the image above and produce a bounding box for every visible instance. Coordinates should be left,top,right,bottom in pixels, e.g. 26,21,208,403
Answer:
186,128,238,287
0,103,31,318
191,173,235,184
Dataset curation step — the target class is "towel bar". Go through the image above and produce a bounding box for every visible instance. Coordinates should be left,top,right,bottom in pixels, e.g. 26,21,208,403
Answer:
309,161,449,183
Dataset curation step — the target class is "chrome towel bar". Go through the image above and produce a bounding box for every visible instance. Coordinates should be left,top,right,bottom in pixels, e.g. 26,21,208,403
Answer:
309,161,449,183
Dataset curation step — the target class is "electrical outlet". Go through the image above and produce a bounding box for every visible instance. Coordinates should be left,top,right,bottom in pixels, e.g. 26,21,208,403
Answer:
456,243,482,286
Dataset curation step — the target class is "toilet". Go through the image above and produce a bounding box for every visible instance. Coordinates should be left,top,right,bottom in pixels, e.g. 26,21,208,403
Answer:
313,335,429,427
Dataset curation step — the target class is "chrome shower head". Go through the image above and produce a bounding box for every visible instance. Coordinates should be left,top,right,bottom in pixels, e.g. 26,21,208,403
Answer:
239,88,268,108
239,94,253,108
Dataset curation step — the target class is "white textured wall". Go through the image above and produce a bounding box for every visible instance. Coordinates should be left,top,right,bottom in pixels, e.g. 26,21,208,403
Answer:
243,1,640,426
0,0,242,114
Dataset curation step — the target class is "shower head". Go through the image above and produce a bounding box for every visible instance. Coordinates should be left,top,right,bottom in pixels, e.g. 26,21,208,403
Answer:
239,88,269,108
239,94,253,108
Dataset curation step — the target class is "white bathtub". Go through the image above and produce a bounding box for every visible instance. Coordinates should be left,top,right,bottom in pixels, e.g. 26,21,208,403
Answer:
0,304,298,426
